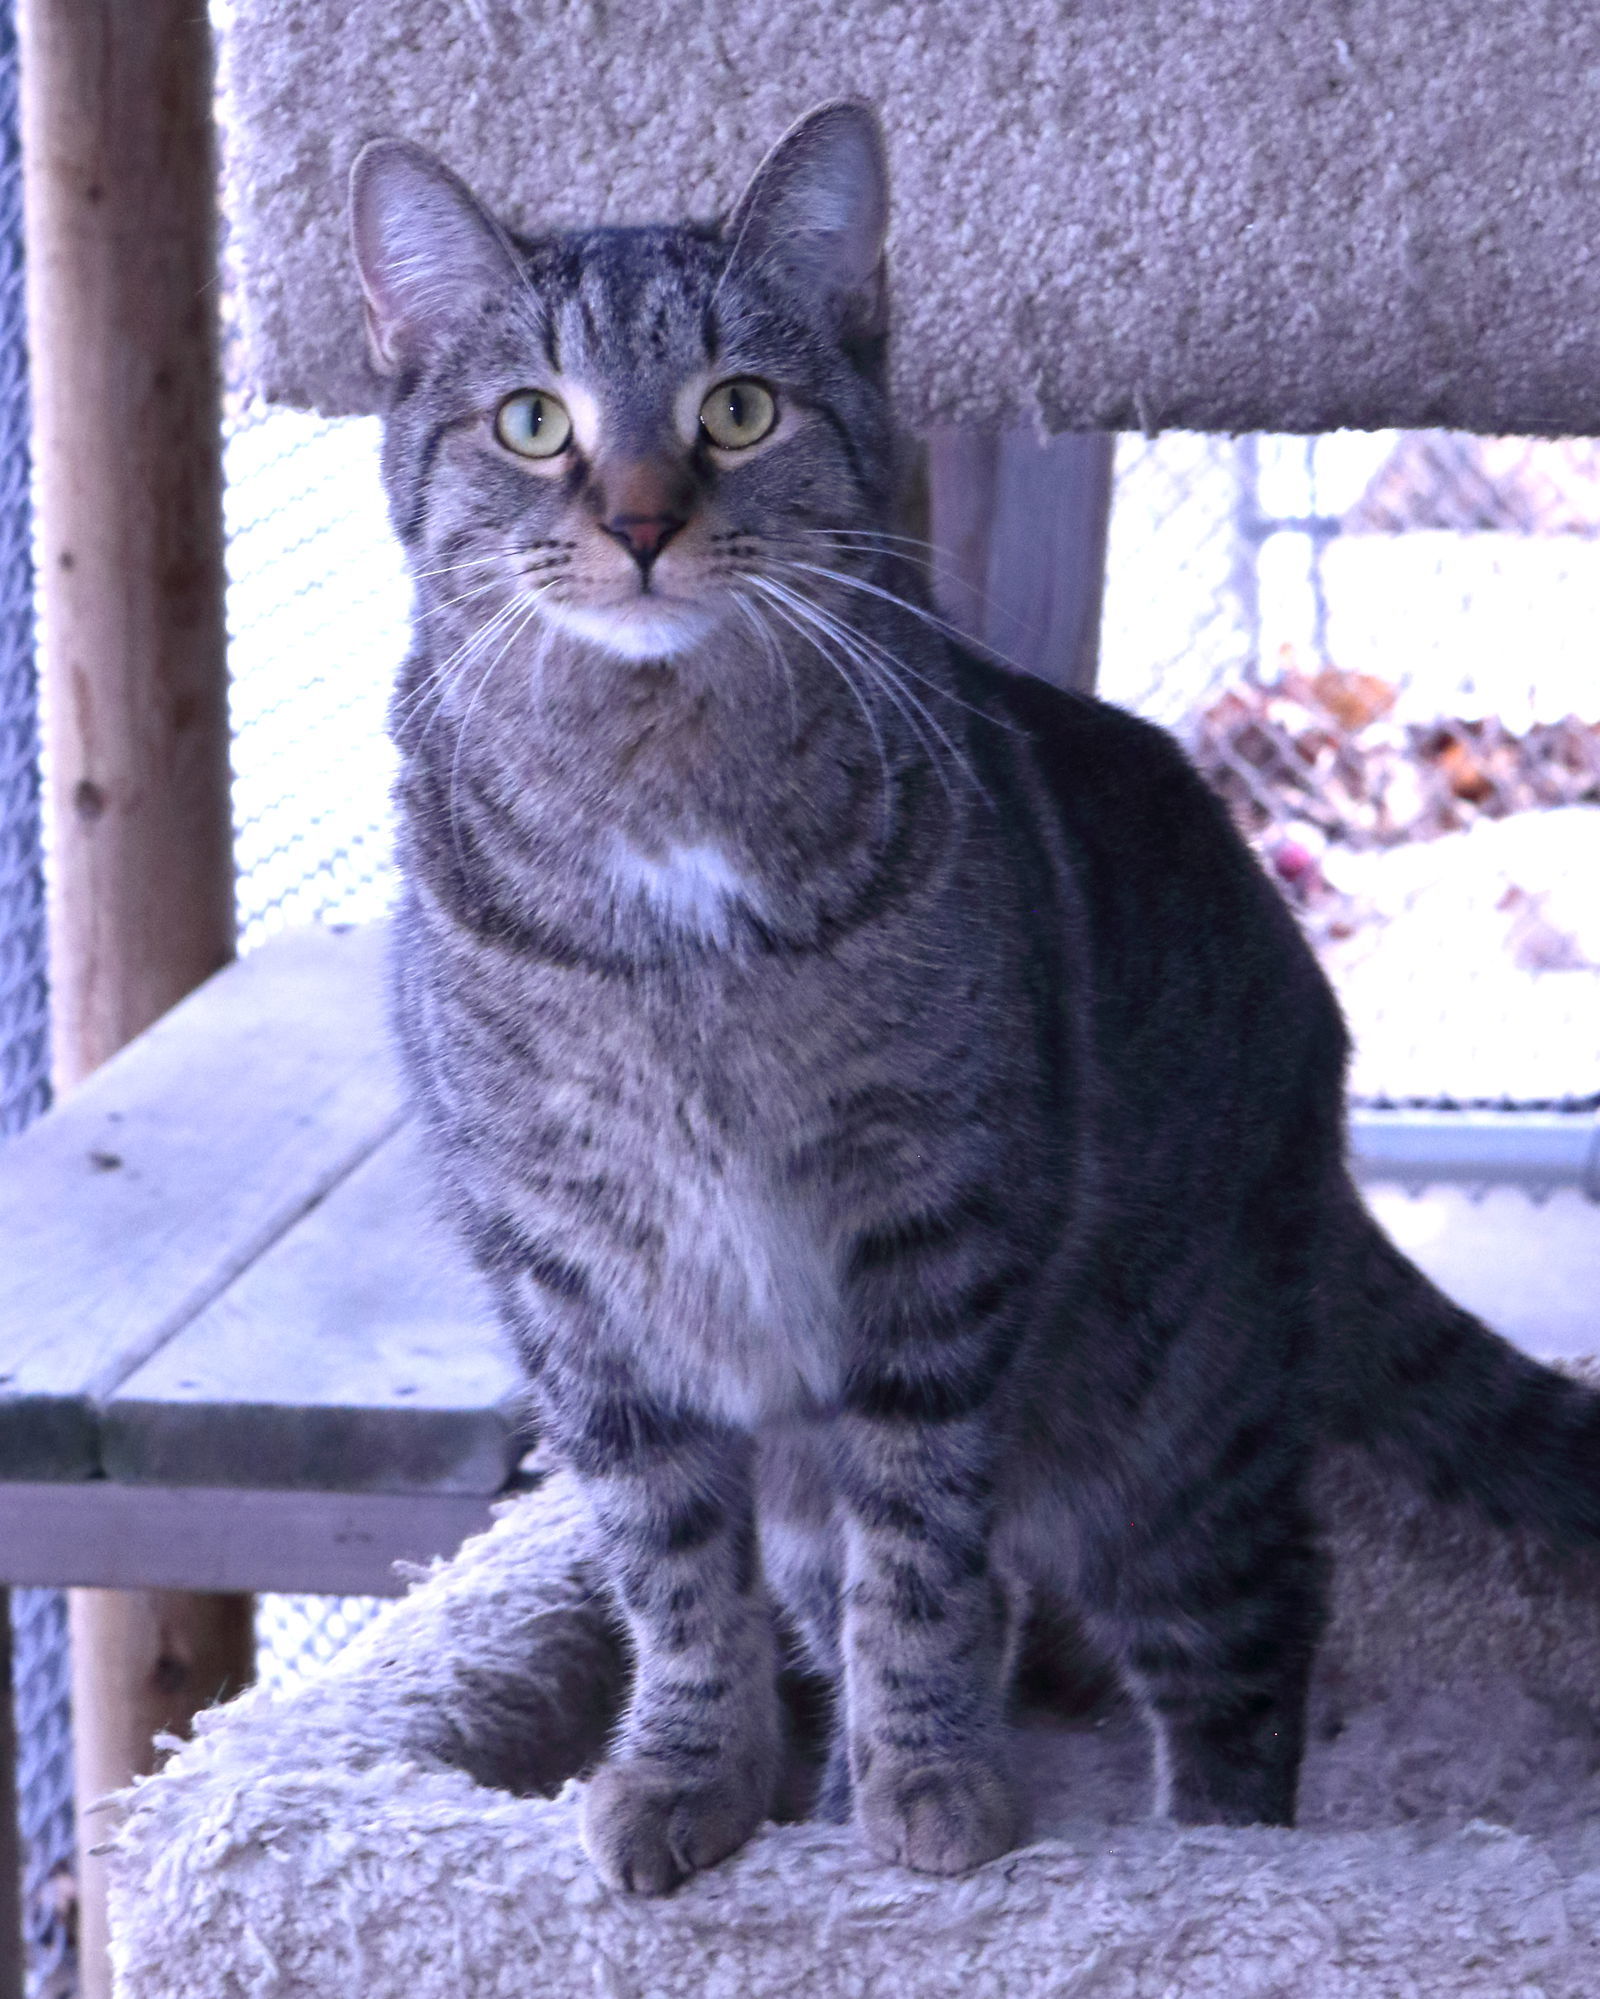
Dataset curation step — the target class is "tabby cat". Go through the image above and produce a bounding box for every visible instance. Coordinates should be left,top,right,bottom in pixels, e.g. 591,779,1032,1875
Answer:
348,101,1600,1894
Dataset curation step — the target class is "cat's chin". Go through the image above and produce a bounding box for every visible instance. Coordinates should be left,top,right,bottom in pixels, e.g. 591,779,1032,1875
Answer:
542,597,719,663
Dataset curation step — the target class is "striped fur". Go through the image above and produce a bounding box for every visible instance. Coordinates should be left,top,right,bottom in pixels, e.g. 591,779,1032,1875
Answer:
351,104,1600,1893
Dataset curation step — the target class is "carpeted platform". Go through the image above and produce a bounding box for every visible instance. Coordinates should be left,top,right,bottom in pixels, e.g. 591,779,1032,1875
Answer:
220,0,1600,435
109,1414,1600,1998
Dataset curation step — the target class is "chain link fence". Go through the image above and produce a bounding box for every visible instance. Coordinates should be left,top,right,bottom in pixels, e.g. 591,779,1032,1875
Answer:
0,0,43,1142
0,0,78,1991
11,1595,72,1999
1100,431,1600,1111
224,407,405,952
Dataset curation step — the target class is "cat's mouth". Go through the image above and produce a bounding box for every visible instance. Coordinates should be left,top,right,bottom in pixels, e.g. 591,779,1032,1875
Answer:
541,592,719,662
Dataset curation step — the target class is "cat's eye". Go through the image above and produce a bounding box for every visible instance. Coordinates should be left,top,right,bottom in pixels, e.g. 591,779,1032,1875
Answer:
494,390,573,460
699,379,777,451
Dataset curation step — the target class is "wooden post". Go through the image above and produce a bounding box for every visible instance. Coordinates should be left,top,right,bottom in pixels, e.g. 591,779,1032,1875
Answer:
18,5,252,1994
67,1594,255,1979
21,0,235,1065
926,429,1117,693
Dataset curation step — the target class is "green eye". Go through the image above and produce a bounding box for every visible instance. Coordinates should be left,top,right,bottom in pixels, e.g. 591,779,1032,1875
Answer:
699,378,777,450
494,389,573,459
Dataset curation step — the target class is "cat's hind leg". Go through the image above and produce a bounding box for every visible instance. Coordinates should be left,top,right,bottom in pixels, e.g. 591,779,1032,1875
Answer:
758,1424,853,1820
1076,1451,1327,1828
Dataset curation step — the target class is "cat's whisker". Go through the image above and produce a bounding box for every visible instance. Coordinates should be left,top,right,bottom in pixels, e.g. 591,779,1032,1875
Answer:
408,552,509,584
806,527,988,606
753,574,981,811
415,577,506,621
806,529,1052,666
728,591,801,746
444,585,553,863
790,526,961,598
786,557,1033,694
787,553,997,651
802,527,956,581
745,578,895,839
400,567,568,732
773,559,1027,739
792,599,991,817
807,526,941,553
751,572,972,823
391,593,530,742
397,591,524,704
392,618,516,741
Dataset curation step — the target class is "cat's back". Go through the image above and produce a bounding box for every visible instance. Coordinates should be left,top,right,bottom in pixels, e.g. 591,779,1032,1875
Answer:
955,652,1349,1141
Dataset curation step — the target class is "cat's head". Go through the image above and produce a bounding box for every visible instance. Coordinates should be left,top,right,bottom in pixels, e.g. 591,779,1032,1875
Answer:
349,102,893,667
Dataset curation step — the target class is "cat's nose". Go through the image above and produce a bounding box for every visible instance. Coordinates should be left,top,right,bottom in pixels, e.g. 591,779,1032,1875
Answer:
601,512,686,571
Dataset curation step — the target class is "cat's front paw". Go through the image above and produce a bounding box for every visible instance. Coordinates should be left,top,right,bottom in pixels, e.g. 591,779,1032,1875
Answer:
581,1758,767,1895
856,1755,1019,1875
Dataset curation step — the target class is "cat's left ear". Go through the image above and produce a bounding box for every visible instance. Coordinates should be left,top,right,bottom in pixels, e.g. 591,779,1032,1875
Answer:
723,100,889,334
349,139,518,375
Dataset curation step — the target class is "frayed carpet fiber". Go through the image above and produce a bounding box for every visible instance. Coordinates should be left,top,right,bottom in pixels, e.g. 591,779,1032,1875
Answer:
107,1391,1600,1998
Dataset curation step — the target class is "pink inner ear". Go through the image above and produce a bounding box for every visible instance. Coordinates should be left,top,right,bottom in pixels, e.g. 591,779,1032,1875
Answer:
350,140,516,372
726,103,888,304
360,295,396,373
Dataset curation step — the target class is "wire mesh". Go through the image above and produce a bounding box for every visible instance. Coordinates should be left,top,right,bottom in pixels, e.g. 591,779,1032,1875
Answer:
0,0,76,1991
1100,430,1600,1111
0,0,44,1141
224,406,407,951
254,1595,387,1694
11,1594,72,1999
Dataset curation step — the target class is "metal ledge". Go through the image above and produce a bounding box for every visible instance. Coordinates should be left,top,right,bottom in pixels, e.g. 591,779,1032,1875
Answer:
1350,1109,1600,1194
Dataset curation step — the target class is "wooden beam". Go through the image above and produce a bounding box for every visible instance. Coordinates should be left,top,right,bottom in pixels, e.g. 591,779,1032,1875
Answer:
0,1483,498,1598
69,1592,253,1990
926,429,1117,694
18,5,243,1992
22,0,234,1081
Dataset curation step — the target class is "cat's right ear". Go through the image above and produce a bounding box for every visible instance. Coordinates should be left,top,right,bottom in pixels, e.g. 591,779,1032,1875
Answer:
723,101,890,334
348,140,516,375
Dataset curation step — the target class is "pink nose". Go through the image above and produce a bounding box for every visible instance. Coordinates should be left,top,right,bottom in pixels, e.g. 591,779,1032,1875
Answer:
602,513,685,565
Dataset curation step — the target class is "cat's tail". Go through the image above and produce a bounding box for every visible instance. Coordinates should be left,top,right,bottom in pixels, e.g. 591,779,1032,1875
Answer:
1331,1206,1600,1541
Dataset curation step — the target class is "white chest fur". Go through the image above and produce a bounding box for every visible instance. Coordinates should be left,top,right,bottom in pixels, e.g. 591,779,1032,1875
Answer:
625,1161,840,1429
607,839,763,946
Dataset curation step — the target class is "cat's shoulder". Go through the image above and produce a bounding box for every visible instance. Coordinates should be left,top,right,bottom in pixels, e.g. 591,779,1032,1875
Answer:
952,649,1240,848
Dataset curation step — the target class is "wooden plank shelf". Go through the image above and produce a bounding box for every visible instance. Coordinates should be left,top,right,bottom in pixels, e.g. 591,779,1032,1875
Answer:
0,923,408,1479
103,1127,525,1495
0,924,521,1593
0,1482,499,1597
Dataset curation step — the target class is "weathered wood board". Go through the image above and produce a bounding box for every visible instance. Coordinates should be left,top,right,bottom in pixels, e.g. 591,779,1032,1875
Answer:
104,1126,524,1494
0,925,402,1477
0,1480,497,1595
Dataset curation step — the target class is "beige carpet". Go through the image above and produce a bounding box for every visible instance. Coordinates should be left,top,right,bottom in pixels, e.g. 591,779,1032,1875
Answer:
109,1413,1600,1997
221,0,1600,436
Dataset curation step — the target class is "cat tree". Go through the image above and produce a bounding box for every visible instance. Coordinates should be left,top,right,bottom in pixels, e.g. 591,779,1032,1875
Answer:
112,1451,1600,1996
230,1,1600,435
108,3,1600,1992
